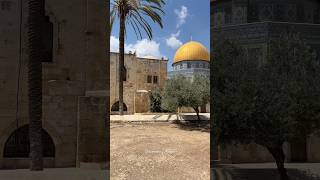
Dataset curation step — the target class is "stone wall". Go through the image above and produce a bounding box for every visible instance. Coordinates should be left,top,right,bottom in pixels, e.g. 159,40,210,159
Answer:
307,133,320,162
212,0,320,26
110,52,167,114
219,144,275,163
77,96,107,166
110,53,136,114
0,0,108,168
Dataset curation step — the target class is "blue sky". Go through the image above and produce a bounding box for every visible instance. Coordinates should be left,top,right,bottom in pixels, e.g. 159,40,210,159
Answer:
110,0,210,70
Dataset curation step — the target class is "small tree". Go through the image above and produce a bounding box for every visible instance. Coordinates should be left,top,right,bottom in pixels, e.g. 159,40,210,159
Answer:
162,75,210,120
212,35,320,180
188,75,210,120
162,75,188,112
150,89,162,112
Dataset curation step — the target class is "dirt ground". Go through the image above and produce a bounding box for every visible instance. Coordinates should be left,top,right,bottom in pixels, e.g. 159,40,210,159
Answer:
110,122,210,180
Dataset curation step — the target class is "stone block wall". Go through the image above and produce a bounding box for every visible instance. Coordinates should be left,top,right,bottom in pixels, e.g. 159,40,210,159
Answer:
0,0,109,168
110,52,167,114
77,96,107,166
307,133,320,162
110,53,136,114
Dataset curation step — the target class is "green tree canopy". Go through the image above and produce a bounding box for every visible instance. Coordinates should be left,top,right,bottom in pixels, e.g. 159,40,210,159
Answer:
162,75,210,120
212,35,320,180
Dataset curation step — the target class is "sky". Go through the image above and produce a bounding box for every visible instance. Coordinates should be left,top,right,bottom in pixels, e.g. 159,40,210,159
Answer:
110,0,210,71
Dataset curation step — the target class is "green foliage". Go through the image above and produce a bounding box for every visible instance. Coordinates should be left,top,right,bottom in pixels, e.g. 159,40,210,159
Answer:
161,75,188,112
189,75,210,110
162,75,210,115
150,89,163,112
212,34,320,148
110,0,165,40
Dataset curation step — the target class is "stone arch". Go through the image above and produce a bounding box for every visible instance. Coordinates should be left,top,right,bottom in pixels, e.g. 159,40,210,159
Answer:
3,125,55,158
111,101,128,112
0,121,62,159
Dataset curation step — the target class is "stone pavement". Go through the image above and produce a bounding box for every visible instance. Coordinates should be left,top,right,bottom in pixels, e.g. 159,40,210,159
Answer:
111,113,210,122
212,163,320,180
0,168,109,180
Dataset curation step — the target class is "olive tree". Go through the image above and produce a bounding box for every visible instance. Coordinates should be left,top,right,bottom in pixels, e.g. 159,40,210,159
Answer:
162,75,210,120
212,35,320,180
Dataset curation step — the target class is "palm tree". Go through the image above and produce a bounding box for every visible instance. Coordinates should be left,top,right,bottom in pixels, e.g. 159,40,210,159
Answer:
27,0,45,170
111,0,165,115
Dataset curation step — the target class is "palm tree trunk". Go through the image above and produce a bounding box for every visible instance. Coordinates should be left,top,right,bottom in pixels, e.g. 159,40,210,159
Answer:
27,0,44,171
118,10,125,115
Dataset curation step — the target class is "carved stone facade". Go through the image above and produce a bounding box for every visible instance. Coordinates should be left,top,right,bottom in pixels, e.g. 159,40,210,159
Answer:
110,52,167,114
0,0,108,168
168,61,210,79
212,0,320,163
213,0,320,27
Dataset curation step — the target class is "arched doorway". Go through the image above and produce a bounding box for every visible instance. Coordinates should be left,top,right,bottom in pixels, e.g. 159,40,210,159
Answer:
111,101,128,112
3,125,55,158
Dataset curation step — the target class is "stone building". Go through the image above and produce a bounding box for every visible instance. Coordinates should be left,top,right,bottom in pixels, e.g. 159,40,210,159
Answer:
168,41,210,79
110,52,167,114
0,0,108,168
168,41,210,113
211,0,320,163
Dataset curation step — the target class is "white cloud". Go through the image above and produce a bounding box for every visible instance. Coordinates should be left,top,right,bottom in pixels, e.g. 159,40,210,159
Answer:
126,39,162,58
110,36,119,52
174,6,188,28
110,36,163,58
166,31,183,49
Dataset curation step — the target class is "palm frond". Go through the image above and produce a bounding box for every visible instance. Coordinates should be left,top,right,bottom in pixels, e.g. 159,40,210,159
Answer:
110,7,116,34
111,0,165,40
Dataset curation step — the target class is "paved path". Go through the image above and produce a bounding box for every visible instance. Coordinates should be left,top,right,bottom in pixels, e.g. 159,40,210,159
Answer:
212,163,320,180
111,113,210,122
0,168,108,180
111,122,210,180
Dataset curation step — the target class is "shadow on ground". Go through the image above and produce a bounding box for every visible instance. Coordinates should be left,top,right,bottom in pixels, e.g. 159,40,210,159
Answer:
212,165,320,180
172,119,210,132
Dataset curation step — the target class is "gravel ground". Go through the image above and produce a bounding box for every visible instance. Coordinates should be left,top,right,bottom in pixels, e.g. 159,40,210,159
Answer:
110,122,210,180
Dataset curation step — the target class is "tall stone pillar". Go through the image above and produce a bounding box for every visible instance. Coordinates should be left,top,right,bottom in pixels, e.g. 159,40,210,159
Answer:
76,0,109,168
77,96,108,168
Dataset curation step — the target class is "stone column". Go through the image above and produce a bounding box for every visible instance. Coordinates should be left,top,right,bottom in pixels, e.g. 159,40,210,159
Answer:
76,0,109,168
77,95,108,168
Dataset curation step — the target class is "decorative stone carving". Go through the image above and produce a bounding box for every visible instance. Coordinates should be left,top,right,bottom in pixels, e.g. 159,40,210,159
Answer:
286,4,297,22
233,6,246,24
259,4,273,21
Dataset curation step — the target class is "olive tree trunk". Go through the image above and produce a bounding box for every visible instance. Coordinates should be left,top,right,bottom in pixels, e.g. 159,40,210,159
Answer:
193,107,201,121
27,0,44,171
267,146,289,180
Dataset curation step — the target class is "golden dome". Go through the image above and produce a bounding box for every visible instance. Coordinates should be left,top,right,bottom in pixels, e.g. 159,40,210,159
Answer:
173,41,210,64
